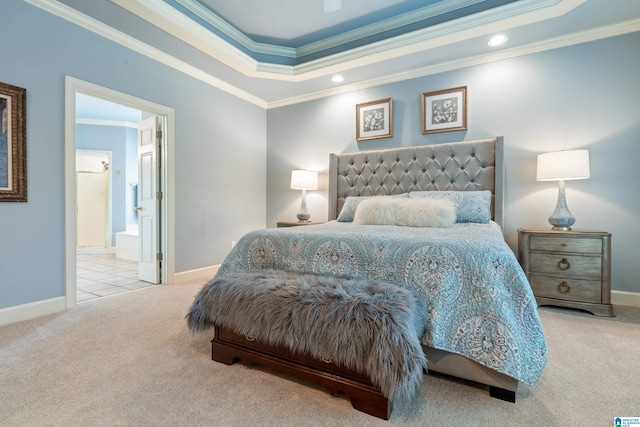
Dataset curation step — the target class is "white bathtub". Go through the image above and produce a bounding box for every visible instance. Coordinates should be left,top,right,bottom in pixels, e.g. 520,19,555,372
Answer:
115,224,139,261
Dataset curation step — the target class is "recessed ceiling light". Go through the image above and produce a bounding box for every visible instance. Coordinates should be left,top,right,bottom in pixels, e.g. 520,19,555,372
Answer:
324,0,341,13
488,34,508,47
331,75,344,83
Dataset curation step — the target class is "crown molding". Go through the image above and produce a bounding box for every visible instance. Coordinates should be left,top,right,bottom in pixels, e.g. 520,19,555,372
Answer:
174,0,487,60
296,0,485,57
106,0,586,82
24,0,267,107
287,0,582,78
174,0,297,59
267,18,640,109
110,0,264,71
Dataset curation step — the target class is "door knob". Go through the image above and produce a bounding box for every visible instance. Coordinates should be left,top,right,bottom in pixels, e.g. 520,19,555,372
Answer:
135,206,143,211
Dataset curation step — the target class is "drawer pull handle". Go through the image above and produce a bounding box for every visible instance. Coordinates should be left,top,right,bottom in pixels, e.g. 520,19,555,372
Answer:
321,355,333,364
558,281,571,294
558,258,571,271
244,334,256,342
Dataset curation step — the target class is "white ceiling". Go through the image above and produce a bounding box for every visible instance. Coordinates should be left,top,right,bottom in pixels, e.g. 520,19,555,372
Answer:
47,0,640,108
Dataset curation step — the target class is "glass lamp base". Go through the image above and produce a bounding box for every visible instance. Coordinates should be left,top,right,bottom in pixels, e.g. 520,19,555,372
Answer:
548,179,575,231
296,190,311,222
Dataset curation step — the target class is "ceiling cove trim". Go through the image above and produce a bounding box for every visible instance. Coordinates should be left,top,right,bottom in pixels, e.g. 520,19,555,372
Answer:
109,0,263,73
285,0,582,77
24,0,267,108
173,0,487,59
267,18,640,109
173,0,297,58
110,0,585,81
297,0,486,57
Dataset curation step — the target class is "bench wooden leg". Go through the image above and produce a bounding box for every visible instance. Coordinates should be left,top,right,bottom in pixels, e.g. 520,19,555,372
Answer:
489,386,516,402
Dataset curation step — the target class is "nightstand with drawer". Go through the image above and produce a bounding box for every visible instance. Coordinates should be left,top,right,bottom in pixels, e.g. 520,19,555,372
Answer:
517,228,614,317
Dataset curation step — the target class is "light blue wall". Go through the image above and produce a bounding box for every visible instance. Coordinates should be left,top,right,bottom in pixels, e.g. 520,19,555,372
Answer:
267,33,640,294
1,0,637,313
0,0,266,309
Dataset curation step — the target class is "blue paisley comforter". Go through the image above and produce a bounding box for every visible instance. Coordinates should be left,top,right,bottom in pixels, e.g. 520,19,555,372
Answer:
216,221,547,385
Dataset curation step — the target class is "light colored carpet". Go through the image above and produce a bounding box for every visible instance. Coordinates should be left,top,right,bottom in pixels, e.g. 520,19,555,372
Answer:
1,281,638,426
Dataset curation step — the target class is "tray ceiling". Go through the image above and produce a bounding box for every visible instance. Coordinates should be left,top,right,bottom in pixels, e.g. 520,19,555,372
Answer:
32,0,640,106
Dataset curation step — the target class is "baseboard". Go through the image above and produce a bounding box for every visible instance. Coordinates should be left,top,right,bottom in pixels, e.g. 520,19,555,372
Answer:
172,271,639,306
1,278,633,326
612,290,640,308
0,297,66,326
174,265,219,284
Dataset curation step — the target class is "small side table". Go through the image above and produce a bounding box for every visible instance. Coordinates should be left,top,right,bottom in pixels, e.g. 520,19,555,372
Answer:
277,221,324,228
517,228,614,317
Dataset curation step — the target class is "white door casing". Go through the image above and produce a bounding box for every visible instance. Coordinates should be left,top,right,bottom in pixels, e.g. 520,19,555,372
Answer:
65,76,175,311
137,116,160,284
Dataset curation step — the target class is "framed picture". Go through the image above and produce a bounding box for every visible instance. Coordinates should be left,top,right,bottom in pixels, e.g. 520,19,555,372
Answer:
0,82,27,202
356,98,392,141
421,86,467,134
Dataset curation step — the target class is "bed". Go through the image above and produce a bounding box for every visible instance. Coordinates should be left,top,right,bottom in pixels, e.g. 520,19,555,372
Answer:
188,137,547,417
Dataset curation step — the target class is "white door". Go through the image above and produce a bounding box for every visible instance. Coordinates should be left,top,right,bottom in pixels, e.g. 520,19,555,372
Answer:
76,172,107,247
76,152,109,248
137,116,161,283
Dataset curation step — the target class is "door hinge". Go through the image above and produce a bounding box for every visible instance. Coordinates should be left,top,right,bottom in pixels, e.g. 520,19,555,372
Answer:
156,130,163,139
156,252,163,261
157,191,163,200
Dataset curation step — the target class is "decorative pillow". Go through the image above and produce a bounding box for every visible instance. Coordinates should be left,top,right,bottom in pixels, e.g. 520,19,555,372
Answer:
395,198,456,228
408,190,492,223
353,197,398,225
337,193,408,222
353,197,456,228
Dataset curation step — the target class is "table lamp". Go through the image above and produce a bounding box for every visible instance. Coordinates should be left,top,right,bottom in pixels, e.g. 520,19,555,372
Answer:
536,149,590,231
291,170,318,222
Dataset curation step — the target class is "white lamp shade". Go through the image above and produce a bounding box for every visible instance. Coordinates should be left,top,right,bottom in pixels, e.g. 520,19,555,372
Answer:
291,170,318,190
536,150,590,181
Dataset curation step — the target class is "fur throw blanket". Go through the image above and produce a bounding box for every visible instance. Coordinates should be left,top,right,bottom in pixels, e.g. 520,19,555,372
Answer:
186,270,428,400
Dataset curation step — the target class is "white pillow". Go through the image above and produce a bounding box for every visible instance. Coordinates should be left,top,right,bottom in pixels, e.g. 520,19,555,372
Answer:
395,198,456,228
352,197,456,228
337,193,408,222
353,197,397,225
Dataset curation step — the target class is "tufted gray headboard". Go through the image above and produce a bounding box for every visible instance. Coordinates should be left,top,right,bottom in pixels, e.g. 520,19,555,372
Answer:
328,137,504,226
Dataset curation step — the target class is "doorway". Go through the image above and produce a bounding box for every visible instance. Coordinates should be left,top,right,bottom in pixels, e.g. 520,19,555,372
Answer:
64,76,175,309
74,124,153,302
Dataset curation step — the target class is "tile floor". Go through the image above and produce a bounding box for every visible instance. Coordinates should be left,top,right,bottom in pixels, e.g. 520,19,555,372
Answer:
76,251,155,303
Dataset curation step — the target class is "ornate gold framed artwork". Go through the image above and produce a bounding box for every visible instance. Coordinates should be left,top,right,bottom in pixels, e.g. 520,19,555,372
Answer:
0,82,27,202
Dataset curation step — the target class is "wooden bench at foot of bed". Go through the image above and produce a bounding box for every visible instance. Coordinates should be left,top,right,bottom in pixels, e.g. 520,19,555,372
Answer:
186,270,428,419
211,324,392,420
